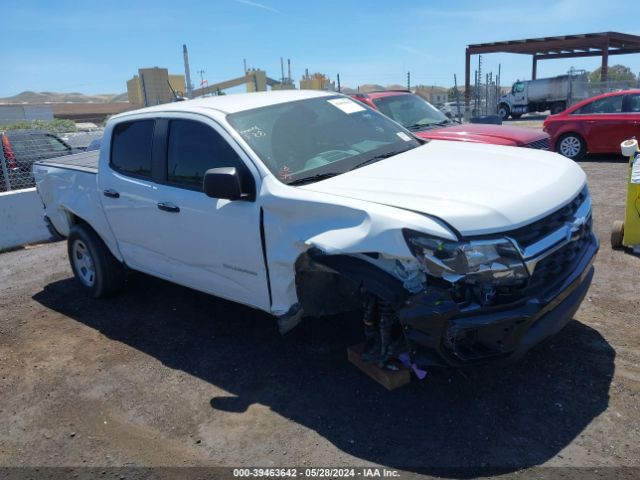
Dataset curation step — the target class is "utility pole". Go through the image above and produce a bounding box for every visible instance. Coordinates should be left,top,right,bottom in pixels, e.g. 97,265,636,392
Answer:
477,55,483,114
453,74,462,121
197,69,206,95
140,73,149,107
337,73,341,93
407,71,411,91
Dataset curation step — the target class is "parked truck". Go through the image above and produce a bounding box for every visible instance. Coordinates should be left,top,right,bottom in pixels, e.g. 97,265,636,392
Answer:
33,90,597,369
498,73,589,120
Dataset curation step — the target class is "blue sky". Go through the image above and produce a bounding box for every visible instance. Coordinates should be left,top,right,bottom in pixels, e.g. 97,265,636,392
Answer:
1,0,640,97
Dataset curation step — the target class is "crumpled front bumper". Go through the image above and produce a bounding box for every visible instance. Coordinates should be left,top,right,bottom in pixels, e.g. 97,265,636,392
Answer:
398,232,599,368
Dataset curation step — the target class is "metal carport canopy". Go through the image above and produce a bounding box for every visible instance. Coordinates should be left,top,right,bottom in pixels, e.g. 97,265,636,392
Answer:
464,31,640,106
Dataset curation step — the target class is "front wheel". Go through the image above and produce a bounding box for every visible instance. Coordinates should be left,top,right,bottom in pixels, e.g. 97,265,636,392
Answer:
557,133,586,160
68,224,124,298
498,104,510,120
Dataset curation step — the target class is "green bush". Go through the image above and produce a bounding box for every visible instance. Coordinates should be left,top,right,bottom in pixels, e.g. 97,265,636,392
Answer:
0,119,78,134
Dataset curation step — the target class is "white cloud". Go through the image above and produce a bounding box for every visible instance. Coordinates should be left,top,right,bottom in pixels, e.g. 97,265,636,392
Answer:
232,0,279,13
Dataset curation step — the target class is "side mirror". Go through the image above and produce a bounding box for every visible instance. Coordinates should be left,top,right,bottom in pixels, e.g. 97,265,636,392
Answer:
203,167,243,200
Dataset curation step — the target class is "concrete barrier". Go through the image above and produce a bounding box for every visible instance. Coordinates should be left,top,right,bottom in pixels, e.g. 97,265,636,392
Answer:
0,188,50,250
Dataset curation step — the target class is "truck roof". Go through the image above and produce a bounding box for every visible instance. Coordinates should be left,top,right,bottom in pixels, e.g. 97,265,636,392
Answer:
112,90,335,119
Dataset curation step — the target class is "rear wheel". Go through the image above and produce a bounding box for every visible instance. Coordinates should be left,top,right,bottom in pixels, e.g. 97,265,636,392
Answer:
510,113,522,119
557,133,586,160
611,220,625,249
551,103,566,115
68,224,124,298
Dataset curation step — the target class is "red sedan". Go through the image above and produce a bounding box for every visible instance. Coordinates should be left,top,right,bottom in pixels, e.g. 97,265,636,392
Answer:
543,89,640,160
351,91,550,149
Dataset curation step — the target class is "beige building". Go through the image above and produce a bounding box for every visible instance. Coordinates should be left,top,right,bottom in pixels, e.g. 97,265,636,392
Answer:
245,69,268,92
300,72,335,91
414,85,448,105
127,67,186,107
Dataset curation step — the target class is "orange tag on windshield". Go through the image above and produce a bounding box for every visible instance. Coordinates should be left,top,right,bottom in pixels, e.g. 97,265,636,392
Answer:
279,165,292,181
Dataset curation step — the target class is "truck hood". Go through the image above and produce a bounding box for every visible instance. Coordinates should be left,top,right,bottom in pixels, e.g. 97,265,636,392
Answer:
414,123,546,146
300,140,586,236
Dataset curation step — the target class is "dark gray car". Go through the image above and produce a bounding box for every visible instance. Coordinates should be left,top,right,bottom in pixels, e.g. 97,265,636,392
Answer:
0,129,79,191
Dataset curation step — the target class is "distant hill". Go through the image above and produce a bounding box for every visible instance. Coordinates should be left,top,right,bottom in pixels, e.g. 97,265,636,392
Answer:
358,84,386,93
0,91,129,104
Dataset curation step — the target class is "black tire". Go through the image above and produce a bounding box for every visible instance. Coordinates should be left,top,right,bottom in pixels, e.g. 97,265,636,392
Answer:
68,223,124,298
551,103,566,115
611,220,625,249
498,104,510,120
510,113,522,119
556,133,587,160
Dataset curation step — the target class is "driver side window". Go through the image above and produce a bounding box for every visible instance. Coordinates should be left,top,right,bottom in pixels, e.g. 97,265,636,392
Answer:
167,119,254,195
577,96,623,115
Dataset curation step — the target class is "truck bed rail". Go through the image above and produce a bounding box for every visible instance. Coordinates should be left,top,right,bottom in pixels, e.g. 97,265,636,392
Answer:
34,150,99,174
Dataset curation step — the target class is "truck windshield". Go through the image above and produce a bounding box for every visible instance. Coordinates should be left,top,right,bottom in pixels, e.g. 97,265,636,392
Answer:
227,95,421,185
372,94,451,131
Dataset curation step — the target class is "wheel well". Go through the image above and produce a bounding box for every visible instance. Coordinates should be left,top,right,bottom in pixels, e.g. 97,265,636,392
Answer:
68,212,88,226
293,251,408,319
64,211,122,262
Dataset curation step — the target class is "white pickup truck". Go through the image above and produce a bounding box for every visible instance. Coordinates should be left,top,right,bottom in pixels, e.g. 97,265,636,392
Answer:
34,90,598,368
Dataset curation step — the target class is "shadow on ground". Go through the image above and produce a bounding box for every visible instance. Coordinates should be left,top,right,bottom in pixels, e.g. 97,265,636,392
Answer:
34,272,614,477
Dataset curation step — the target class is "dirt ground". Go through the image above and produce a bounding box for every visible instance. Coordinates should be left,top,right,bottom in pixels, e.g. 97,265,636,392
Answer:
1,155,639,479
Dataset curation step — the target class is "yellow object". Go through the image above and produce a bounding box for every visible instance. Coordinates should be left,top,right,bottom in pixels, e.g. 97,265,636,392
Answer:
622,152,640,247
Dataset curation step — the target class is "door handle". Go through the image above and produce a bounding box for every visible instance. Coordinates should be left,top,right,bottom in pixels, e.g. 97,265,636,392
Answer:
103,189,120,198
157,202,180,213
587,120,596,124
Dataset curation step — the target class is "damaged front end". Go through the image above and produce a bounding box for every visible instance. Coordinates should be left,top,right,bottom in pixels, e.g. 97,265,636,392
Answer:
292,187,598,369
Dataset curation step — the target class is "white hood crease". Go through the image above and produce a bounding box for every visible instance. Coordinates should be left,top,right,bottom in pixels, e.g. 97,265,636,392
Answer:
301,140,586,236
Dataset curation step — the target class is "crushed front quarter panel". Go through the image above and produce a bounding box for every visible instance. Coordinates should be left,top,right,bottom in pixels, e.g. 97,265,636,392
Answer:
259,176,457,316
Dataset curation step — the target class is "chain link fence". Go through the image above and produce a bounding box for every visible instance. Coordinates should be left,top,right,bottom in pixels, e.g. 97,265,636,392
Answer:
470,65,640,119
1,129,102,192
571,79,640,105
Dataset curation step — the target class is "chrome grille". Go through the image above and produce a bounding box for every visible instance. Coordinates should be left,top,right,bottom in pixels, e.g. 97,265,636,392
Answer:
525,137,550,150
524,217,593,294
506,186,589,248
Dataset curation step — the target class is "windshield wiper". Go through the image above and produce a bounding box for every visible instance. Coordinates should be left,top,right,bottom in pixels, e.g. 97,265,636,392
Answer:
406,121,448,131
287,172,341,186
406,122,433,131
348,150,408,171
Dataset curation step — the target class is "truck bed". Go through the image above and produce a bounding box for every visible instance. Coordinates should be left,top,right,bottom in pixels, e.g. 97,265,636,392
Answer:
34,150,99,174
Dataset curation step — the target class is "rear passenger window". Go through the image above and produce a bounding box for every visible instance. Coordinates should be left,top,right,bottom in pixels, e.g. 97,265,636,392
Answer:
591,96,623,114
627,94,640,113
111,120,154,177
167,120,250,191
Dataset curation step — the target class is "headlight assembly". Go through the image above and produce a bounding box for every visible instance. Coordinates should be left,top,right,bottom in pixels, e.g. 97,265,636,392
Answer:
403,229,529,285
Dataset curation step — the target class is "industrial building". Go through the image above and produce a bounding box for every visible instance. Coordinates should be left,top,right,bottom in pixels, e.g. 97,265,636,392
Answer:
300,71,335,91
0,105,53,124
414,86,448,105
127,67,186,107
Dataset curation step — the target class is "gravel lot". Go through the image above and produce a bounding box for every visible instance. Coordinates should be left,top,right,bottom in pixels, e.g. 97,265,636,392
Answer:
1,155,639,478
